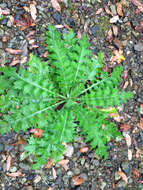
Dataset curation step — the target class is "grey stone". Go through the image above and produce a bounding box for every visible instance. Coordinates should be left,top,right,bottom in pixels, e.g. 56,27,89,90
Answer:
19,163,31,170
74,168,81,175
7,20,12,27
0,3,7,9
134,43,143,51
0,144,4,152
121,162,131,176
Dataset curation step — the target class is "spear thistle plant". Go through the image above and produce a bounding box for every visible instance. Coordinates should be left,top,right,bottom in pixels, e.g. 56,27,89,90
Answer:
0,25,132,169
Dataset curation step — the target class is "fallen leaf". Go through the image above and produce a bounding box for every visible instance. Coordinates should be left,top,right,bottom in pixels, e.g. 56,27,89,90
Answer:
2,35,7,42
51,0,61,12
120,123,130,132
64,23,70,30
122,70,128,80
7,171,22,177
34,175,41,183
77,29,82,40
125,134,131,148
5,48,23,55
95,8,103,15
30,128,43,138
6,155,12,171
110,15,119,24
113,38,123,49
0,8,2,17
58,159,69,171
30,4,37,20
10,57,21,66
128,149,132,160
17,136,25,145
118,171,128,183
107,28,113,42
111,49,125,64
140,104,143,115
15,14,35,30
112,25,118,36
104,6,114,16
9,15,15,25
1,8,10,15
131,168,140,178
72,175,84,186
45,159,53,168
55,24,64,28
26,30,36,38
130,0,143,13
117,1,123,16
137,118,143,130
84,23,88,33
80,147,89,153
123,81,129,89
52,167,57,180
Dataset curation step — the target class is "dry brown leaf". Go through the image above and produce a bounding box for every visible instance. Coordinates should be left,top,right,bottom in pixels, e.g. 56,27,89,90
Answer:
107,28,113,42
120,123,130,132
104,6,114,16
117,1,123,16
138,118,143,130
34,175,41,183
6,155,12,171
95,8,103,15
52,167,57,180
132,168,140,178
45,159,53,169
84,23,88,33
128,149,132,160
111,49,125,64
58,159,69,171
5,48,23,55
30,4,37,20
26,30,36,38
64,23,70,30
9,16,15,25
1,8,10,15
112,25,118,36
80,147,89,153
30,128,43,138
122,70,128,80
77,29,82,40
0,7,2,17
51,0,61,12
17,136,25,145
130,0,143,12
140,104,143,114
118,171,128,183
2,35,7,42
10,57,21,66
123,81,129,89
7,171,22,177
72,175,84,186
55,24,64,28
15,14,35,30
125,134,131,147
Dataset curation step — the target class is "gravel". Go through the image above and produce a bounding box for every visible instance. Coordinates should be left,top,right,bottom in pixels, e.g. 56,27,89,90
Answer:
0,0,143,189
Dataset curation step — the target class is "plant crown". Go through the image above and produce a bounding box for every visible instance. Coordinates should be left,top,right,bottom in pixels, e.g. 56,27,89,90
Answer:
0,25,132,169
